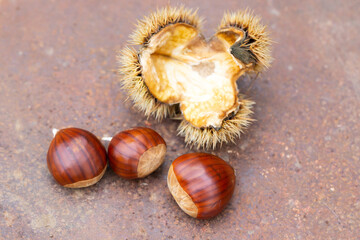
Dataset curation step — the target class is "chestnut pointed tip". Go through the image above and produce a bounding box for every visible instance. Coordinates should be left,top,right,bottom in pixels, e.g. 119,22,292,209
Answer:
52,128,59,137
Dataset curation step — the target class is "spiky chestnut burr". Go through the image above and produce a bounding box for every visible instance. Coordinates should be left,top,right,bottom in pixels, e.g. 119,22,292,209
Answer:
119,6,272,149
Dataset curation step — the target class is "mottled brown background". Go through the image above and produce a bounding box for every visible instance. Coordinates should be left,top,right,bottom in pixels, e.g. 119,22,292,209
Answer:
0,0,359,239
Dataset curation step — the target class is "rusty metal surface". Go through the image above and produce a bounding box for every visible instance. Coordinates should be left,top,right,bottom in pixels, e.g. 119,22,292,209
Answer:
0,0,359,239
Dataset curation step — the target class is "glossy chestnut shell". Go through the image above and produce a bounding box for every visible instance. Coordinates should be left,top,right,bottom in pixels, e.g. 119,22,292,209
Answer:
108,127,166,179
47,128,107,188
167,153,235,219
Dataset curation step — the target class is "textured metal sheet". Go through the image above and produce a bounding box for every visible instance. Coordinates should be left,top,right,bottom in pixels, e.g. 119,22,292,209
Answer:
0,0,359,239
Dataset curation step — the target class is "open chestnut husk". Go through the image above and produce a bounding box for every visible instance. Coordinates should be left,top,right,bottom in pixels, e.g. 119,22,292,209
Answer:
119,6,272,149
108,127,166,179
47,128,107,188
167,153,235,219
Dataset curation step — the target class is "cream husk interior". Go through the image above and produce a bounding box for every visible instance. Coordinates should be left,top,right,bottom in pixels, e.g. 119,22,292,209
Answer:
140,23,250,129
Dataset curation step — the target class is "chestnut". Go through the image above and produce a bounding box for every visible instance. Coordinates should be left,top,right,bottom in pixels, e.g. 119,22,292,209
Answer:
47,128,107,188
167,153,235,219
108,127,166,179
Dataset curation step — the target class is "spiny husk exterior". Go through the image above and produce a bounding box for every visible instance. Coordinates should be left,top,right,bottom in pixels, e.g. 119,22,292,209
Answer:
118,47,178,119
219,9,272,72
177,98,255,149
130,6,202,46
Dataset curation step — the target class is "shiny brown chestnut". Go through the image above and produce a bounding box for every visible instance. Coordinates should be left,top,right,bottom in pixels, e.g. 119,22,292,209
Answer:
167,153,236,219
108,127,166,179
47,128,107,188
